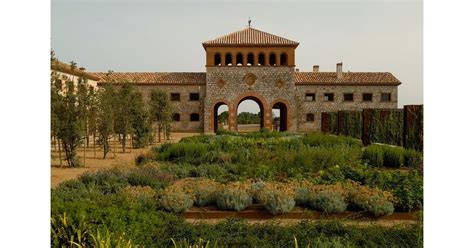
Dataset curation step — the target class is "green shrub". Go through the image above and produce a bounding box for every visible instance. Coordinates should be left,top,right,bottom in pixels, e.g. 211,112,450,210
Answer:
216,182,252,211
126,164,175,190
158,142,208,164
362,145,384,167
366,195,395,217
310,190,347,214
405,149,423,168
258,183,296,215
118,185,157,209
78,169,129,194
186,179,221,207
383,146,405,168
302,132,361,148
159,186,193,213
294,187,312,206
348,183,395,216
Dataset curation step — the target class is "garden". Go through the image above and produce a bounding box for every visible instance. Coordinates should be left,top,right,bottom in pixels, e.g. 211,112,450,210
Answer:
51,130,423,247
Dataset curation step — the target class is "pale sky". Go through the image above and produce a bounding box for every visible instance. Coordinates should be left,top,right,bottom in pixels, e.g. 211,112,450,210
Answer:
52,0,423,113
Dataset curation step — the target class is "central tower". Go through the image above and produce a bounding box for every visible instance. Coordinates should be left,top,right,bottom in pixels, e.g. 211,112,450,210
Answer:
202,27,299,133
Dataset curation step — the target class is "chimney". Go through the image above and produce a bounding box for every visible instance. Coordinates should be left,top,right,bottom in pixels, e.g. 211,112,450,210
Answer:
336,62,343,79
296,68,299,72
313,65,319,73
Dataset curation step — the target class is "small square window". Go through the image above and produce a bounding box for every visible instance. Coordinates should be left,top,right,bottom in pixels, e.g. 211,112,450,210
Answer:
324,93,334,101
190,113,200,121
190,93,200,101
172,113,180,122
343,93,354,102
363,93,373,101
305,93,316,101
306,113,315,122
170,93,180,101
381,93,391,102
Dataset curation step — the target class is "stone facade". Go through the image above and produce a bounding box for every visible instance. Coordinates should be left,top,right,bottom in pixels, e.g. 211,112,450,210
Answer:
93,27,401,133
127,84,206,132
204,66,297,133
296,85,398,131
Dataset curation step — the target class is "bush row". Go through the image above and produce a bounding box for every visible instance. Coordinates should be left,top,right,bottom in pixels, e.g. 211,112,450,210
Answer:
362,144,423,168
158,179,396,216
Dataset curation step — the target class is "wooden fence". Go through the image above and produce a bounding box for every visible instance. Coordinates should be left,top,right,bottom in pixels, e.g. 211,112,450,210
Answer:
321,105,423,151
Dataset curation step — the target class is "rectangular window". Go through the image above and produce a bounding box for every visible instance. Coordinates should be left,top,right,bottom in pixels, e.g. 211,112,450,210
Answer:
170,93,180,101
343,93,354,102
305,93,316,101
381,93,391,102
189,93,200,101
362,93,373,102
190,113,200,121
323,93,334,101
306,113,315,122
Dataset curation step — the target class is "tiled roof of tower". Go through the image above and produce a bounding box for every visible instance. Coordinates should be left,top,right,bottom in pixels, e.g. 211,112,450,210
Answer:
295,72,401,85
92,72,206,85
203,27,299,47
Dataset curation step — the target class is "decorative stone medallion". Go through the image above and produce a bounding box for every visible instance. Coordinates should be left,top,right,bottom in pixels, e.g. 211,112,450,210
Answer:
216,78,226,88
275,79,285,88
243,73,257,87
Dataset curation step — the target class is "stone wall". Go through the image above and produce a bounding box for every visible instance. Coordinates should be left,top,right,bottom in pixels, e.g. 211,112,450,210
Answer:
295,85,398,131
204,66,297,133
124,84,206,132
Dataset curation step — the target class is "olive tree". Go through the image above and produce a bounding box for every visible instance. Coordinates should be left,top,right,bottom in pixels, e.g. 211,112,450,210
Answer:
148,89,172,143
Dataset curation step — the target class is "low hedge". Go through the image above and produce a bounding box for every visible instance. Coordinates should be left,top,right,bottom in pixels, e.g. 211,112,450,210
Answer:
363,144,423,168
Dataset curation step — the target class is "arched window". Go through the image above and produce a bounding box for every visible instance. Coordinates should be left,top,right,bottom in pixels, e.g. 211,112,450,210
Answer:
247,53,254,66
190,113,200,121
236,53,243,66
280,53,288,66
258,53,265,66
172,113,180,122
214,53,221,66
225,53,232,66
269,53,276,66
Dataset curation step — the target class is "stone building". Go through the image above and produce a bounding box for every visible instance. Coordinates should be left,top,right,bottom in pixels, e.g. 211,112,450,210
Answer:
92,27,401,133
51,60,99,89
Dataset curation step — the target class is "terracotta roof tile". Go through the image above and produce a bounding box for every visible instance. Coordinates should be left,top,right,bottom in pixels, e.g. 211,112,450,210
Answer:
51,60,100,81
92,72,206,85
295,72,401,85
203,27,299,47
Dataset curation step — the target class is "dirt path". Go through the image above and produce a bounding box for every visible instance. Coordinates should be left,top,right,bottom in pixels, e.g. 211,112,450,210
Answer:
51,132,200,188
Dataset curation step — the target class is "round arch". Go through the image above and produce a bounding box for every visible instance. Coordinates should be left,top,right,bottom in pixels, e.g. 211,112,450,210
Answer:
271,101,288,131
211,100,232,133
233,92,270,131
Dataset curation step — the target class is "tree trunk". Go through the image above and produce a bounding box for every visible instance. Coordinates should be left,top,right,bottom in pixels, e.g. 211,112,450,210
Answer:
83,137,86,167
113,134,116,158
58,139,62,167
122,133,126,153
158,126,161,143
93,132,96,159
102,136,108,159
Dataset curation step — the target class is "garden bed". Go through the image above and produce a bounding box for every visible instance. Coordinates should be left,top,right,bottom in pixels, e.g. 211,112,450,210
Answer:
184,205,420,221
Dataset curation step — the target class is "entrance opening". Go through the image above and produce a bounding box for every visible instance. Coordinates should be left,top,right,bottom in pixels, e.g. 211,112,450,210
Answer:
213,103,230,132
237,98,264,132
272,102,288,131
269,53,276,66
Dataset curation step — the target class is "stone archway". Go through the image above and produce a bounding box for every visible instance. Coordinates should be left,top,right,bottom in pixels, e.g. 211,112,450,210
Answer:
211,100,233,132
233,93,271,131
271,99,291,132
